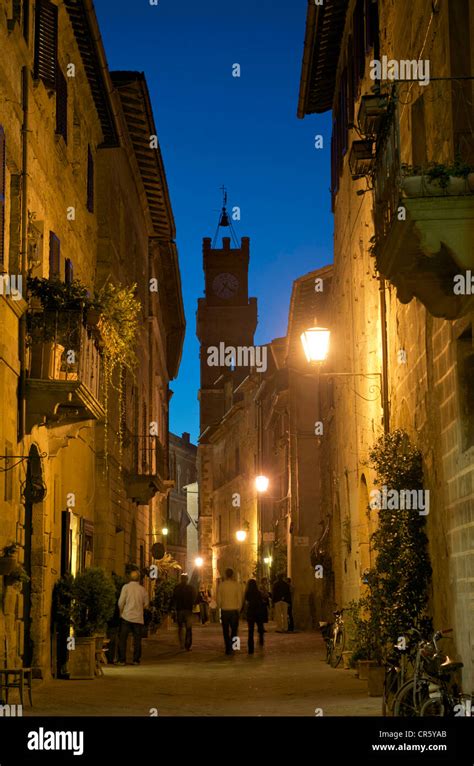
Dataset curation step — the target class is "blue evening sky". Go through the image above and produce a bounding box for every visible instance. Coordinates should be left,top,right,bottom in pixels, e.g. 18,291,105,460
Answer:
94,0,333,444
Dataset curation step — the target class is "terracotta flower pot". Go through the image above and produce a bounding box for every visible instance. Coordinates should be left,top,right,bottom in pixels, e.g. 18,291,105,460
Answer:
357,659,378,680
367,664,385,697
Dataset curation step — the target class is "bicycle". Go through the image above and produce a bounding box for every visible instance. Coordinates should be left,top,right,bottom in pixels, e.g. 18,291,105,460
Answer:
393,629,465,717
382,629,422,716
319,609,345,668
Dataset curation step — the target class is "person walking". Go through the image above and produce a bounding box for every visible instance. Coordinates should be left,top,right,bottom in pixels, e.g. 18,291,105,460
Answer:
260,577,271,628
286,577,295,632
217,568,241,655
117,570,149,665
243,579,265,654
272,573,291,633
172,573,196,651
198,585,210,625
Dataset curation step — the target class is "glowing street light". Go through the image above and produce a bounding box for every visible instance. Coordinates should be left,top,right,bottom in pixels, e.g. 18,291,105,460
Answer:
194,556,204,568
236,530,247,542
255,475,269,493
161,527,169,536
300,326,330,363
263,556,273,566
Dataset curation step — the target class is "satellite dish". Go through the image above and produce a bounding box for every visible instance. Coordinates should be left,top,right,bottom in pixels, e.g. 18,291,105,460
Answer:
151,542,165,560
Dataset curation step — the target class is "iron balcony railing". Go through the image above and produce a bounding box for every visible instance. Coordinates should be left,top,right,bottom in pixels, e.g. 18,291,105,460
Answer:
123,431,167,479
28,309,102,402
373,79,474,254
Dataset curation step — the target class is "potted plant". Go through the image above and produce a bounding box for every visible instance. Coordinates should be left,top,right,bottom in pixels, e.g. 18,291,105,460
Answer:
348,600,382,684
54,568,116,679
402,157,473,197
350,430,432,697
150,577,176,630
0,543,18,576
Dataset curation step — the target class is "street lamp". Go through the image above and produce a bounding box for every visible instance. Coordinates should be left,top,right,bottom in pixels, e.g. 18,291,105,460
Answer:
236,529,247,542
194,556,204,568
300,326,331,364
161,527,169,536
255,475,269,493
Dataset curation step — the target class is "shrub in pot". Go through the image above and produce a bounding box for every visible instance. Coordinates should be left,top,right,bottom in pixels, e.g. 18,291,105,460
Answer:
54,569,116,679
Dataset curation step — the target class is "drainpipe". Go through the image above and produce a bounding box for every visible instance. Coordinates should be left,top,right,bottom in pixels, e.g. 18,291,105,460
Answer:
18,65,29,440
379,277,390,434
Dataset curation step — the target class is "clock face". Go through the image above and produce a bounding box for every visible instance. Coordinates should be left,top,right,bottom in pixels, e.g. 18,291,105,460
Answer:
212,272,239,300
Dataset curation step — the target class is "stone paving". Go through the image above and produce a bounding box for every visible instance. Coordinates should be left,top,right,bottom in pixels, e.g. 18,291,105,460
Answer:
23,623,381,717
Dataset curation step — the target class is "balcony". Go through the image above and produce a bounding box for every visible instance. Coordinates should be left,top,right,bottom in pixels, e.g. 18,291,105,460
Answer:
373,85,474,319
26,309,104,431
123,433,173,505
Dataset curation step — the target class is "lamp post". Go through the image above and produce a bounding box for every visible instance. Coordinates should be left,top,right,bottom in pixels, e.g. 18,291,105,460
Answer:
161,526,168,554
299,323,386,426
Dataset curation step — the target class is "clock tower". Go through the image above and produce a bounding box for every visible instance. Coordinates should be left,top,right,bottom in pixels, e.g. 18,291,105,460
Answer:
196,234,258,434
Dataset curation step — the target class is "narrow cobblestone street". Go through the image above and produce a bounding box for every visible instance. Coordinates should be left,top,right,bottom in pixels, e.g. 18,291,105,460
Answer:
25,624,381,717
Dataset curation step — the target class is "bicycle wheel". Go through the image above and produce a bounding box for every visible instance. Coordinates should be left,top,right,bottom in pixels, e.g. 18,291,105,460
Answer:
330,626,345,668
420,697,445,716
382,666,400,716
325,639,332,664
393,679,429,717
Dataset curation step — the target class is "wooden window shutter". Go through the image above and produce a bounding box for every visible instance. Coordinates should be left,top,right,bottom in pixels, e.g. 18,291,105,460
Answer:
23,0,30,42
347,38,355,124
64,257,73,284
56,67,68,143
0,127,5,268
34,0,58,89
365,0,379,52
61,510,71,575
340,69,348,157
49,231,60,278
86,146,94,212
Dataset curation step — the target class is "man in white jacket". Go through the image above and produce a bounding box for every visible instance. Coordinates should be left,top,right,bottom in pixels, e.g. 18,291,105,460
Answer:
117,570,149,665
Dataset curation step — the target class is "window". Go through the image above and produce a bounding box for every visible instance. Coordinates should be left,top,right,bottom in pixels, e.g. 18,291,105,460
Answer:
352,0,365,93
457,324,474,451
56,66,68,143
23,0,30,41
330,70,348,208
0,127,5,269
365,0,379,52
4,442,13,502
33,0,58,89
49,231,60,278
7,0,29,40
87,146,94,212
65,258,73,284
82,519,94,570
411,95,427,167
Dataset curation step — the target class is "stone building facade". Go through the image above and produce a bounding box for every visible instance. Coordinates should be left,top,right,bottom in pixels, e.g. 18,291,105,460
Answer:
168,431,197,570
0,0,184,677
298,0,474,687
